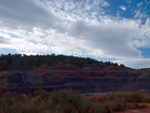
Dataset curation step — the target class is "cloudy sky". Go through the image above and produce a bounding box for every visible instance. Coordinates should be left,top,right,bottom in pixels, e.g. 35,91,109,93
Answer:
0,0,150,69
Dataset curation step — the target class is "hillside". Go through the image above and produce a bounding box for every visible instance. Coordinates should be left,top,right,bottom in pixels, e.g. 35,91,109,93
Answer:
0,54,150,95
0,54,125,71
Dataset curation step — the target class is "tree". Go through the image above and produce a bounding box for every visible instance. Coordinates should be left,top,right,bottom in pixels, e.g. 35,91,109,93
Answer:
120,64,125,68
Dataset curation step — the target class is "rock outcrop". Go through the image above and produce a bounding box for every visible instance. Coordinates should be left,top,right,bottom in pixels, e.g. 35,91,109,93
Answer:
0,64,150,95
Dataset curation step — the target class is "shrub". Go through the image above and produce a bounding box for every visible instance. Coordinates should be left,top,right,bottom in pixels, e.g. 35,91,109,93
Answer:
0,90,145,113
0,96,46,113
130,91,143,101
100,91,146,112
46,89,111,113
104,91,143,102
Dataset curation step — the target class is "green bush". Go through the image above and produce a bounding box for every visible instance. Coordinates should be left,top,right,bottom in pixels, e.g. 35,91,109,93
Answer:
46,89,102,113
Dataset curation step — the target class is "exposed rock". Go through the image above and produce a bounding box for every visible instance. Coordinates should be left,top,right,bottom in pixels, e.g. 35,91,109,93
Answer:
1,64,150,94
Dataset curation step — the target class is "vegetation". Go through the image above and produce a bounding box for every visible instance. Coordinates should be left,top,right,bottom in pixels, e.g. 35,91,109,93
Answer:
88,91,147,112
105,91,143,102
0,89,148,113
0,53,125,71
0,89,110,113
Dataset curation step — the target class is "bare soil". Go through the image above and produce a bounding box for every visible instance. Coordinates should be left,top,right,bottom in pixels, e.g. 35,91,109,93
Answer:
115,103,150,113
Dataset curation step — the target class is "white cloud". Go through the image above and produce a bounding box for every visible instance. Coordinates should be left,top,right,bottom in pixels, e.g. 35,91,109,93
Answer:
134,10,148,19
0,36,7,44
132,19,150,48
42,0,107,21
0,0,150,68
137,2,143,8
116,58,150,69
0,27,104,57
68,19,143,59
0,0,60,29
119,5,126,11
126,0,132,4
134,2,149,20
101,2,110,7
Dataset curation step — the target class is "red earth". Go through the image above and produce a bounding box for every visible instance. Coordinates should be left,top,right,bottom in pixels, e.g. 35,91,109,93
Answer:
115,103,150,113
86,95,150,113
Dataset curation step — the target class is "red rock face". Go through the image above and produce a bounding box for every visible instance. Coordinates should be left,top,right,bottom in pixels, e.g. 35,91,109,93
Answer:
33,64,105,77
51,64,79,70
32,64,79,74
104,66,121,71
1,64,150,94
32,65,52,74
32,65,122,78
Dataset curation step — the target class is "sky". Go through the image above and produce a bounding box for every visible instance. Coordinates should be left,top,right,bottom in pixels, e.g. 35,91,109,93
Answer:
0,0,150,69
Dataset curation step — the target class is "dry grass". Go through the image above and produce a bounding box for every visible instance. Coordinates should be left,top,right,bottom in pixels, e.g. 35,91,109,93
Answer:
0,90,148,113
88,91,146,112
0,89,111,113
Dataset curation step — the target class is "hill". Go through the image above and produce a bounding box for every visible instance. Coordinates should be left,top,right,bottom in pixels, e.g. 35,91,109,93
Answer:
0,54,125,71
0,54,150,95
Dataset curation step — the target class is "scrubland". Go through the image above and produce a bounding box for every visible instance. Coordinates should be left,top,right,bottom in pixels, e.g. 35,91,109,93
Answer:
0,89,149,113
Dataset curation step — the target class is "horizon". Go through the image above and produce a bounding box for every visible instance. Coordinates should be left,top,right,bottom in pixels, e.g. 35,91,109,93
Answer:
0,0,150,69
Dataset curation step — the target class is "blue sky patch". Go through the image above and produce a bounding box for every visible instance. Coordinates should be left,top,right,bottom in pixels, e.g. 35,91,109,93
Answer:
0,48,17,55
139,48,150,58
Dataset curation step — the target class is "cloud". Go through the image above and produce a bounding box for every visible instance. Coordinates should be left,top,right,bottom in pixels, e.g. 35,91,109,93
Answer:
0,36,7,44
42,0,107,21
134,10,148,20
132,19,150,48
134,1,150,20
101,2,110,7
68,19,143,59
0,27,104,57
126,0,132,4
0,0,59,29
137,2,143,8
0,0,150,68
119,5,126,11
116,58,150,69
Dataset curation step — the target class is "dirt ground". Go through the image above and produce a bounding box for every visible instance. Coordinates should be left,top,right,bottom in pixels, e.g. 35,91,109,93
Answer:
86,94,150,113
115,103,150,113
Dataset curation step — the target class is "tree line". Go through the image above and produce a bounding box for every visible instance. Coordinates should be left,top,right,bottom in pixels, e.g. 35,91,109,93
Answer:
0,53,125,71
